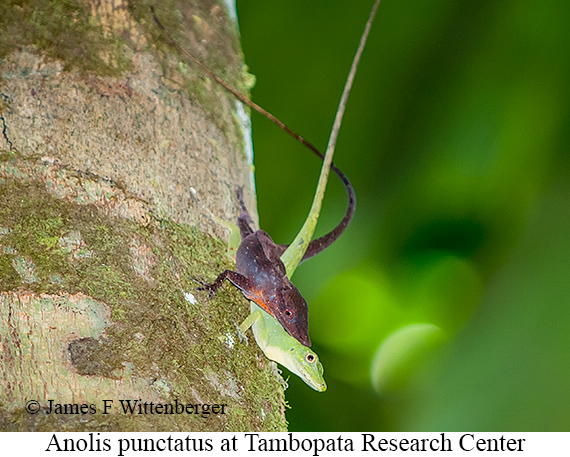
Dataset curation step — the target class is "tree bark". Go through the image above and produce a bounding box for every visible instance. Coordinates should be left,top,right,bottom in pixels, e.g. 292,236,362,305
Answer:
0,0,286,431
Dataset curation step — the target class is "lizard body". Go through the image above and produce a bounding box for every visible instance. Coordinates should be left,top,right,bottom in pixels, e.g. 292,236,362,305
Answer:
200,189,312,346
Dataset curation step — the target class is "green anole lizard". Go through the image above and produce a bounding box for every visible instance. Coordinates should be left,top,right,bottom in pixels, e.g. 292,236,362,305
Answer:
152,0,381,389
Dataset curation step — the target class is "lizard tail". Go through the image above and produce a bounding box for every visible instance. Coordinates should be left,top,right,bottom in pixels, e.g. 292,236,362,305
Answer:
236,186,255,238
275,150,355,262
301,155,355,261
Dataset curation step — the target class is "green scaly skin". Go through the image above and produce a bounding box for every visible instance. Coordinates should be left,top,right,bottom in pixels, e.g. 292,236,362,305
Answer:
240,305,326,392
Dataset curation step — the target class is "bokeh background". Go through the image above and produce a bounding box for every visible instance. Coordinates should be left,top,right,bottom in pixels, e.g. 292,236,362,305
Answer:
235,0,570,431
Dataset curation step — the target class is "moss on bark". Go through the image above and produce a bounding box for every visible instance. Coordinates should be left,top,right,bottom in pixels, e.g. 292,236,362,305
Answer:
0,161,286,431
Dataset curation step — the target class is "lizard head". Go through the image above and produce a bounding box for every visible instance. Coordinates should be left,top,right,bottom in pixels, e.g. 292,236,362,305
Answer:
273,285,311,347
267,343,326,392
288,346,326,392
252,303,326,392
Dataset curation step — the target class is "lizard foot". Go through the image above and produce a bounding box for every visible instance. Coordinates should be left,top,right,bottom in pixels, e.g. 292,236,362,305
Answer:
232,319,249,345
270,362,289,390
191,277,217,299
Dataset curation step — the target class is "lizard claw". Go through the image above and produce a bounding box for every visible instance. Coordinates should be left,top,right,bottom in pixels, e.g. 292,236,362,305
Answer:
200,287,216,300
190,276,208,286
191,277,217,298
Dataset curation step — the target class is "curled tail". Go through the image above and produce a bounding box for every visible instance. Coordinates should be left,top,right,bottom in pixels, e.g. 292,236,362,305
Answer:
275,149,356,262
301,157,355,261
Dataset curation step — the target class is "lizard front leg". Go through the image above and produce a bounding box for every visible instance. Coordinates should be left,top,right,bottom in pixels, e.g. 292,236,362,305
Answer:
196,270,254,298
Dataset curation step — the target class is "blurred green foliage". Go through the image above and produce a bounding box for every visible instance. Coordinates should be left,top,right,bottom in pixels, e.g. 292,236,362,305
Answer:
236,0,570,431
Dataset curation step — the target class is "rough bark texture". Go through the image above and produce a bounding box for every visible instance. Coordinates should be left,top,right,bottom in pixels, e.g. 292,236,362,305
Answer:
0,0,287,431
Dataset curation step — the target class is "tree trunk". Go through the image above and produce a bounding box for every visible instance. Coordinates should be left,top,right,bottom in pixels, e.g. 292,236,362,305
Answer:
0,0,286,431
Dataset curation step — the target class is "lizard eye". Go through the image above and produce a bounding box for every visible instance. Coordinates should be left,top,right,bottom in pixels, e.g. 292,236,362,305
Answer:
306,353,316,363
284,308,293,319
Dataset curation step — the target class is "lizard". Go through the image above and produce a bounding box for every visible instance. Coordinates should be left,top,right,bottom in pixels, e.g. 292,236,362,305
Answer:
152,0,381,387
210,200,327,391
